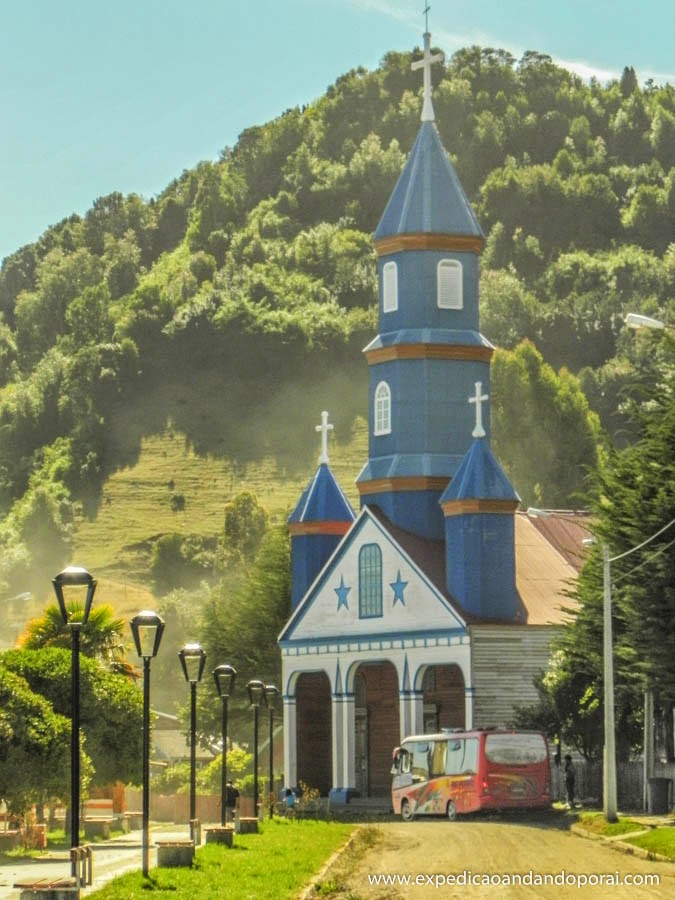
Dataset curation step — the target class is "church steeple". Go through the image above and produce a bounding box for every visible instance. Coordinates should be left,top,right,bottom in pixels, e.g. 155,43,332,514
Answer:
356,30,492,541
288,411,355,608
440,384,521,620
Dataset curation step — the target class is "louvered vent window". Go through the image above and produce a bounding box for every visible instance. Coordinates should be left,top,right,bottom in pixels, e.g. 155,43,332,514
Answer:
437,259,463,309
383,261,398,312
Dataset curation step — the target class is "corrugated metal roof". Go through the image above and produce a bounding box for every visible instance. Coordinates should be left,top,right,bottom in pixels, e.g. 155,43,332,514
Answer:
368,506,587,626
514,513,585,625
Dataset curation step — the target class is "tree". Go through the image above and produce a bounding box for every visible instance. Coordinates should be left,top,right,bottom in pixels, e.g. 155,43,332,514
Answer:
1,648,144,788
221,491,268,566
0,664,72,815
20,603,132,675
198,525,291,739
518,350,675,760
491,341,602,507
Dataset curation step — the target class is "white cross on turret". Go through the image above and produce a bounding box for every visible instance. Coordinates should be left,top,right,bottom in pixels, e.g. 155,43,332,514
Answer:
469,382,489,438
411,31,445,122
315,410,334,464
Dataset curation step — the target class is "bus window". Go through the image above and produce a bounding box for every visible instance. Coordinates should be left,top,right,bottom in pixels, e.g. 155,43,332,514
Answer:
485,733,547,765
430,741,447,777
406,742,430,781
446,738,479,775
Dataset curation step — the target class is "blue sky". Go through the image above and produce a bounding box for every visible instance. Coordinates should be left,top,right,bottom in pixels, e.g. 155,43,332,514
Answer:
1,0,673,263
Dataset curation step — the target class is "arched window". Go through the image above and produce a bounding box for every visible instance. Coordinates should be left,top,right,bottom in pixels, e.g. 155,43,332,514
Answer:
437,259,463,309
382,261,398,312
359,544,383,618
374,381,391,435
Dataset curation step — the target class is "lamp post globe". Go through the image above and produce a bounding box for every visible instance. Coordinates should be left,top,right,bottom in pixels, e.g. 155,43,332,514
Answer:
130,611,165,877
179,643,206,831
264,684,279,817
52,565,97,874
247,680,266,818
213,664,237,826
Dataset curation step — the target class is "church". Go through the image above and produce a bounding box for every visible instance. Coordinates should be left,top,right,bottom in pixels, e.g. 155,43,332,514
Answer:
278,32,584,802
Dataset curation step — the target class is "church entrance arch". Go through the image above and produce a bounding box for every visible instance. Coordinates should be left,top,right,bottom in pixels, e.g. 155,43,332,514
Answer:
295,672,331,796
421,664,466,732
353,661,399,797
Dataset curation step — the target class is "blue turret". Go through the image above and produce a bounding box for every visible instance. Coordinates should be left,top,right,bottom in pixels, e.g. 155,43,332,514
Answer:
288,412,355,608
440,427,521,620
356,37,492,540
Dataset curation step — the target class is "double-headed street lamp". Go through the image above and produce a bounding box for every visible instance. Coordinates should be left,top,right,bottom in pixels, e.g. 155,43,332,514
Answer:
130,611,165,877
213,664,237,827
265,684,279,818
179,643,207,830
52,565,97,873
247,680,266,818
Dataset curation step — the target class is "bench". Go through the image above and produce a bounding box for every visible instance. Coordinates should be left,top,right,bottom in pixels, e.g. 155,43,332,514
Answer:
235,816,259,834
13,845,93,897
13,876,79,899
125,811,143,830
83,799,114,840
156,840,195,867
204,825,234,846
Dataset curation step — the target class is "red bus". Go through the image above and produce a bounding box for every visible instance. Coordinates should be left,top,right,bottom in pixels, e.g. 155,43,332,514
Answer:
391,729,551,821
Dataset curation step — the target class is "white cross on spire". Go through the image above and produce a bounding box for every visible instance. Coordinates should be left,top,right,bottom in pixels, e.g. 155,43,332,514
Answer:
411,31,445,122
315,410,334,464
469,382,489,438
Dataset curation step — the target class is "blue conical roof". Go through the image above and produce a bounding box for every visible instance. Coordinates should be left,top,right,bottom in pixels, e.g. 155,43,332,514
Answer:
374,122,484,240
288,463,356,524
440,439,520,504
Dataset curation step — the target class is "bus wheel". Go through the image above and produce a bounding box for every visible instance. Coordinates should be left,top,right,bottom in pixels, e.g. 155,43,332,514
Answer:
401,799,415,822
446,800,458,821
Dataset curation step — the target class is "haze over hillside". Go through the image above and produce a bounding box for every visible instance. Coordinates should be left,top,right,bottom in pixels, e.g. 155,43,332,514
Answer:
1,44,674,641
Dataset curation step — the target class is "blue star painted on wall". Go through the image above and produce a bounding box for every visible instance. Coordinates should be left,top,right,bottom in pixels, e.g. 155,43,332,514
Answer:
335,575,351,611
390,570,408,606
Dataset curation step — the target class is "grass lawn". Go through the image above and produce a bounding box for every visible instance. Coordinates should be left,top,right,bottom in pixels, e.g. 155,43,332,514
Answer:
88,819,355,900
576,811,646,837
624,827,675,859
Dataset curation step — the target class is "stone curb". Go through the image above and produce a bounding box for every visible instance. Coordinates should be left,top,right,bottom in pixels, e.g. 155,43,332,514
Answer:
571,824,674,864
298,827,363,900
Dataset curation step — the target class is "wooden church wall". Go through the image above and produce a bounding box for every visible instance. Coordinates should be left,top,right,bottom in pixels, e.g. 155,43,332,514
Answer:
295,671,332,796
469,626,558,727
356,662,400,797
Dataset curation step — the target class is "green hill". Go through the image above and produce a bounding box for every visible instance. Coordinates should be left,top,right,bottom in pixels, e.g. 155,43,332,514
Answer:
1,44,674,623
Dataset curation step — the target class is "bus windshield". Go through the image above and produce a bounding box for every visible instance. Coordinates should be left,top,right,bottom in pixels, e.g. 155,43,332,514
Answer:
485,732,548,766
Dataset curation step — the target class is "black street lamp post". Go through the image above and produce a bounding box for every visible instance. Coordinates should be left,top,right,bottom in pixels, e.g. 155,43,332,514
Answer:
52,565,97,875
265,684,279,818
130,611,165,877
213,664,237,827
178,643,206,830
246,680,266,818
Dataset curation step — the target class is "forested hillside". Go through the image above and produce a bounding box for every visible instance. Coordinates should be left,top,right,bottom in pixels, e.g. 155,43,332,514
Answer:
1,44,674,603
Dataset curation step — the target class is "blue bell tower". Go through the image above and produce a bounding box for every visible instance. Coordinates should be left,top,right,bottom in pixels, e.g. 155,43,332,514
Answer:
356,33,493,541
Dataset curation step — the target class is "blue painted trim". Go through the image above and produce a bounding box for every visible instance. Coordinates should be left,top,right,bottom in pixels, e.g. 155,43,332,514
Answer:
280,625,468,649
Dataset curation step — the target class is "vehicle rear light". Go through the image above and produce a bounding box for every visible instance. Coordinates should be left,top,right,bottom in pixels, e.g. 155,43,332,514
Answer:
482,780,489,794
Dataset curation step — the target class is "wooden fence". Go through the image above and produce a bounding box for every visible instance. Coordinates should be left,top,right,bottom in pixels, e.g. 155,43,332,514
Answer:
552,760,675,810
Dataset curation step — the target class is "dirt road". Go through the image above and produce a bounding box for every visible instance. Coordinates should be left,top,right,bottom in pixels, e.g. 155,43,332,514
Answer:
327,816,675,899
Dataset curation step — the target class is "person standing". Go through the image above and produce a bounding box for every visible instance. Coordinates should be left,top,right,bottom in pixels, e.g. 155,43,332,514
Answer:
564,755,576,809
224,780,240,823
